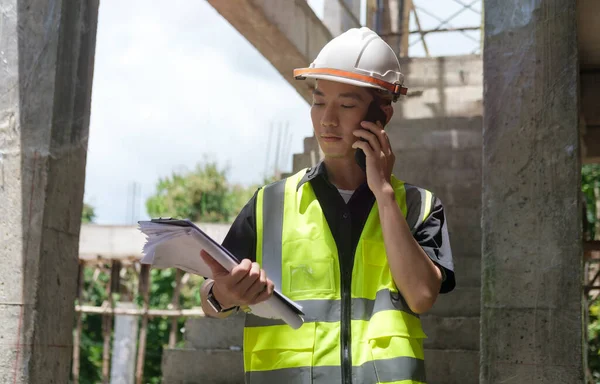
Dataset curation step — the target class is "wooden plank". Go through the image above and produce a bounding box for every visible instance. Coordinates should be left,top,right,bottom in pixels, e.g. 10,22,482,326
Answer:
110,260,122,293
75,305,205,317
101,262,116,384
410,1,429,57
102,266,112,384
135,264,151,384
400,0,412,57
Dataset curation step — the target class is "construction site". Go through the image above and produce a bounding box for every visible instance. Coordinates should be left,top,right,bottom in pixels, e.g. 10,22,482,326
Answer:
1,0,600,383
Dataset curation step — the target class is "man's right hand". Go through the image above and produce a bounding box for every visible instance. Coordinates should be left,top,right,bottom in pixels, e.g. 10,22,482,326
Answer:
200,250,275,309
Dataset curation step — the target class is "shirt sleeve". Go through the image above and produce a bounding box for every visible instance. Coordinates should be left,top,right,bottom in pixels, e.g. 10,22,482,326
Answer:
221,189,259,263
413,196,455,293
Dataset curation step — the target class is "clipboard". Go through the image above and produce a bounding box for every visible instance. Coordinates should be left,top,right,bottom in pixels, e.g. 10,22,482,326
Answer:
138,218,304,329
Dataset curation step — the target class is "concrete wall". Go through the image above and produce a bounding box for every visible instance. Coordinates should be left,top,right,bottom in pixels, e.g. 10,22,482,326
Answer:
389,56,482,383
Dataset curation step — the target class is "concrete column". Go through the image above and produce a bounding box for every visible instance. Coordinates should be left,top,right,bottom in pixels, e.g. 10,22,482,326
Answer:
0,1,98,383
323,0,361,36
110,303,139,384
377,0,409,57
482,1,583,383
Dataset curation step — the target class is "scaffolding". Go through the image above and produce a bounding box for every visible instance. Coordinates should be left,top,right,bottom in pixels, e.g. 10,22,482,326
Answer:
71,258,204,384
310,0,484,57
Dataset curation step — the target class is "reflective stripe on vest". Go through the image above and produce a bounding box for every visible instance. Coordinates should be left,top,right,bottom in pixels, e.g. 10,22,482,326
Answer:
246,355,426,384
244,169,429,384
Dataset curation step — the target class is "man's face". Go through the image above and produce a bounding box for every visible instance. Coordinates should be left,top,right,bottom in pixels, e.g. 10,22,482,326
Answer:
311,80,374,159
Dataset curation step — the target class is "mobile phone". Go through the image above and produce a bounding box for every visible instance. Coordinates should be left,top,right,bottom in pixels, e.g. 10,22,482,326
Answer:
355,101,387,172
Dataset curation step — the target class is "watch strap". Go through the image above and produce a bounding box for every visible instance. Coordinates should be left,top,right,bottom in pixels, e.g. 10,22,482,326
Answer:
207,282,238,313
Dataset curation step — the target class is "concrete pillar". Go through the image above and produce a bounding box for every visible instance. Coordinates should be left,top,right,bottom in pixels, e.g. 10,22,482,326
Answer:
323,0,361,36
0,1,98,383
110,303,139,384
482,1,583,383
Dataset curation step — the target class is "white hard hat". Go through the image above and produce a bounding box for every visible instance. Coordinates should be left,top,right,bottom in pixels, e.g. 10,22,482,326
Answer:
294,27,407,102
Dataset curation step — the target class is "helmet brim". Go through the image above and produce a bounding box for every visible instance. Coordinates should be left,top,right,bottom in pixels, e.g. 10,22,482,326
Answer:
294,67,407,100
299,73,383,91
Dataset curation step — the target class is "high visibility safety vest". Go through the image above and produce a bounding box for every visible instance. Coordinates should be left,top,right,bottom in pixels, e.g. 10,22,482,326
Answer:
244,169,434,384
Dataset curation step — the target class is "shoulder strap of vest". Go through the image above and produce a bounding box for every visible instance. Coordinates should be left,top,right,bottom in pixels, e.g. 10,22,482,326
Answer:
259,178,286,291
257,169,306,291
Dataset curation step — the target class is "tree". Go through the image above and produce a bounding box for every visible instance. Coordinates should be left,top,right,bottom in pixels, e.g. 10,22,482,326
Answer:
81,203,96,223
146,160,255,223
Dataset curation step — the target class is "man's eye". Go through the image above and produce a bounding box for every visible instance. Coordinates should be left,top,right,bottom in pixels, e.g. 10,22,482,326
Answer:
313,102,324,106
341,105,356,109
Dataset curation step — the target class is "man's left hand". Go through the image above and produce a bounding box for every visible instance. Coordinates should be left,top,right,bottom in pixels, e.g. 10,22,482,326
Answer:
352,121,396,199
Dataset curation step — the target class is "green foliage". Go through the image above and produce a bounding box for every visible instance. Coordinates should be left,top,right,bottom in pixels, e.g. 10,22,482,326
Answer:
583,164,600,382
77,268,109,384
146,160,258,223
582,165,600,240
81,203,96,224
590,299,600,382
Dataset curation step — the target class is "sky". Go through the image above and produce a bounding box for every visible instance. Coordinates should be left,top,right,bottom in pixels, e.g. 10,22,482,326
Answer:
83,0,481,225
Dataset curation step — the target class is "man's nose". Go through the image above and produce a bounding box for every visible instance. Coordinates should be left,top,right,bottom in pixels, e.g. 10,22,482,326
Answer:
321,105,338,127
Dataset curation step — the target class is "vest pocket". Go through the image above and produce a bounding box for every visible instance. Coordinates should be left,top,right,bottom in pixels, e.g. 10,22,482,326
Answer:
366,324,427,383
288,259,336,296
245,322,316,382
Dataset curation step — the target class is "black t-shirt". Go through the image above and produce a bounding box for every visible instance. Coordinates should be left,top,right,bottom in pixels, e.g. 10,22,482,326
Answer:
222,163,455,293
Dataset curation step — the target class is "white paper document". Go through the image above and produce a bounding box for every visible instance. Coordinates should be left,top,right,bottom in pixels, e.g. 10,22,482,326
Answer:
138,219,304,329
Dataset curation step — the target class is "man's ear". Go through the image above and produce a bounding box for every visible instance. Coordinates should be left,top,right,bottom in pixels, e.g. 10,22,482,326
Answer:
382,104,394,126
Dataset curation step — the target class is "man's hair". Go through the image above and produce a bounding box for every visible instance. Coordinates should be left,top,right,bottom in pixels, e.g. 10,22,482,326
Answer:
369,88,394,106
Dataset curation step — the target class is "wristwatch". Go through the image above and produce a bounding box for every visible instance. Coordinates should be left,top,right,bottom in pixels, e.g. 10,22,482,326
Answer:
206,282,237,313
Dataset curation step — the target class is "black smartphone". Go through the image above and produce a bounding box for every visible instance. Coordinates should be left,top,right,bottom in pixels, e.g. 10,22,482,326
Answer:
355,101,387,172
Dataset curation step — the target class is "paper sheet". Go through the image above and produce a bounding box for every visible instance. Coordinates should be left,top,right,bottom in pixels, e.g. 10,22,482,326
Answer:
138,219,304,329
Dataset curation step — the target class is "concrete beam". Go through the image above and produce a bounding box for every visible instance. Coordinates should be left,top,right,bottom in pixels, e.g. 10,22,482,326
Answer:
323,0,361,37
206,0,332,104
482,1,583,383
0,1,99,382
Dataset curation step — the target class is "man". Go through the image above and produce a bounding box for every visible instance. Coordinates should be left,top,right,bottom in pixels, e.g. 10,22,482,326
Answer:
200,27,455,384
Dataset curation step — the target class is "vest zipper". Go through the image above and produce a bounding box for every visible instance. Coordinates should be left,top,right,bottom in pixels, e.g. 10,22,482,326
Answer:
340,255,352,384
